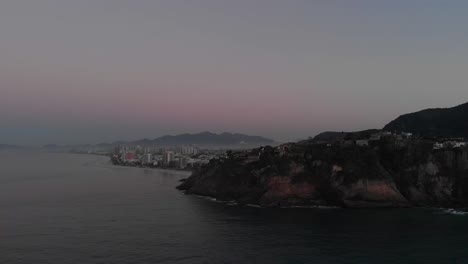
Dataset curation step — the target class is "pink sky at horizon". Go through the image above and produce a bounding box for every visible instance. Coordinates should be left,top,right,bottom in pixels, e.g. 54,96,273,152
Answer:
1,0,468,145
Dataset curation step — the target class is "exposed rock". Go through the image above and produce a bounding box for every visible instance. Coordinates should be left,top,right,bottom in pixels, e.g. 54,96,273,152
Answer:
178,139,468,208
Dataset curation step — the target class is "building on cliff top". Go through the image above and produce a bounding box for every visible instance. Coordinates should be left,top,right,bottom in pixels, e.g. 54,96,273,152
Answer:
356,139,369,146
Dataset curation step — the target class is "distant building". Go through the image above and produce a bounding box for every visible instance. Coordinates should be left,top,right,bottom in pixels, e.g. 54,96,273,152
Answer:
124,152,135,161
181,146,198,155
114,145,121,155
402,132,413,139
433,143,444,150
163,151,175,165
445,141,467,149
179,157,189,169
433,141,467,150
143,153,152,164
370,133,381,141
276,144,290,157
143,147,151,154
356,140,369,146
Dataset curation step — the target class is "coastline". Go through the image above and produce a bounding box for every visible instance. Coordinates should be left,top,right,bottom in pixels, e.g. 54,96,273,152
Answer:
177,138,468,209
185,192,468,214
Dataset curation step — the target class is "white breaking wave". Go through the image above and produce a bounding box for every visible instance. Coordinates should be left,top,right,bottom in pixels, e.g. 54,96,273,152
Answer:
194,195,234,204
443,208,468,215
192,195,340,209
287,205,340,209
246,204,262,208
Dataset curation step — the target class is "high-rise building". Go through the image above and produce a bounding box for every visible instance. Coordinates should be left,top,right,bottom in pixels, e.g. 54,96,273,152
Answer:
124,152,135,161
181,146,198,155
143,153,152,164
179,157,188,169
163,151,175,165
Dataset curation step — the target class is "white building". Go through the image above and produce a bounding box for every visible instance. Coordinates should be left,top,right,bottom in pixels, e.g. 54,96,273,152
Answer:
446,141,467,148
144,153,152,164
402,132,413,138
433,143,444,150
163,151,175,165
433,141,467,149
181,146,198,155
370,133,381,141
356,140,369,146
179,157,189,169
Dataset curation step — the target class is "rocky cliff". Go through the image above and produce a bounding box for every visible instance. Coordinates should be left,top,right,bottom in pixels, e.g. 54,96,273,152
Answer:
177,139,468,208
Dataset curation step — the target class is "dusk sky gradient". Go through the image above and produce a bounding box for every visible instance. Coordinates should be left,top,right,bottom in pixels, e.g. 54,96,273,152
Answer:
1,0,468,145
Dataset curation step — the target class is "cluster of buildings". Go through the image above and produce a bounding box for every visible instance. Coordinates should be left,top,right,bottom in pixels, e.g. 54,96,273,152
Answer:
111,145,223,170
313,130,467,150
109,131,468,171
352,131,414,147
313,131,413,147
433,139,467,150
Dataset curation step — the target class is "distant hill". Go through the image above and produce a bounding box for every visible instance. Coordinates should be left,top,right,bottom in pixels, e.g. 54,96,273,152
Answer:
126,132,275,147
312,129,381,142
383,102,468,138
38,132,275,153
0,144,22,149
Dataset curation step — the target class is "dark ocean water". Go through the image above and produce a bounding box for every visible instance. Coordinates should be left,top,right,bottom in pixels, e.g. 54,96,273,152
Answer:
1,150,467,264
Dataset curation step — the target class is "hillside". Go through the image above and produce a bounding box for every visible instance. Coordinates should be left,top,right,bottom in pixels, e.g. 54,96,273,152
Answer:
384,102,468,138
178,102,468,208
126,132,275,147
313,129,380,142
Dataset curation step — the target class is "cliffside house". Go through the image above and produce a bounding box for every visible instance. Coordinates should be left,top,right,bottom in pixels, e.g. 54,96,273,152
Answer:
433,143,444,150
402,132,413,139
433,141,467,150
356,139,369,146
370,133,382,141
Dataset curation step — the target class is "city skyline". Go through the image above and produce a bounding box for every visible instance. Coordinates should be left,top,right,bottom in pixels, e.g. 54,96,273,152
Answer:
2,0,468,145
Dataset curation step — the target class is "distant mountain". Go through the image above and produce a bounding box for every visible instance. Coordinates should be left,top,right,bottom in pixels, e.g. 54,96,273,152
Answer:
312,129,380,142
128,132,275,147
384,102,468,138
37,132,275,153
0,144,22,149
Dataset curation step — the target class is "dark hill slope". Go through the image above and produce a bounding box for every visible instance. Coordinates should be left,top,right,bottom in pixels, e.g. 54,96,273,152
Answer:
384,102,468,138
313,129,380,142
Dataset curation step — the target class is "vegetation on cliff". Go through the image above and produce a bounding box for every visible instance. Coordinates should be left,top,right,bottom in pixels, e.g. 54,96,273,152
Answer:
384,102,468,138
179,102,468,208
178,138,468,208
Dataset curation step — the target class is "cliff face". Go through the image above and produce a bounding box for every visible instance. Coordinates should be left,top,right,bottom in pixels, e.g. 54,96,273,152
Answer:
177,140,468,208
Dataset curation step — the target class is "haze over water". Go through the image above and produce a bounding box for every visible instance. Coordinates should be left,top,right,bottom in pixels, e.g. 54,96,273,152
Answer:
1,151,467,264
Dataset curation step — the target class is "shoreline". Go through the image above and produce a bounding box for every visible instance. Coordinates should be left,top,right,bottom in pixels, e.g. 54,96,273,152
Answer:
186,192,468,212
110,162,193,173
78,154,192,175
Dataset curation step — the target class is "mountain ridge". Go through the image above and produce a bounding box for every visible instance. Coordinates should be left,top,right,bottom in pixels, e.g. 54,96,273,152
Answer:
383,102,468,138
0,144,22,149
132,131,275,146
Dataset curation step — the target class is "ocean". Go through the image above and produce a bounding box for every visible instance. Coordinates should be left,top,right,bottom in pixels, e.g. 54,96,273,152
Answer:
1,150,467,264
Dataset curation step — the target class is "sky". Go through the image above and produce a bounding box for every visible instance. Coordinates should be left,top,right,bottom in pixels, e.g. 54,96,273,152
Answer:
1,0,468,145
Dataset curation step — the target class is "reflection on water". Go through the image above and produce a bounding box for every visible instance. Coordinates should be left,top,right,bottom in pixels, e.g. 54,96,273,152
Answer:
1,150,467,264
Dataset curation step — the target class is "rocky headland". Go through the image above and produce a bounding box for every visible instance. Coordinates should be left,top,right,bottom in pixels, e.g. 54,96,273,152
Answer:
178,102,468,208
178,135,468,208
